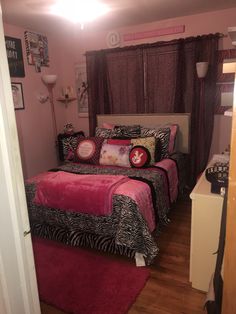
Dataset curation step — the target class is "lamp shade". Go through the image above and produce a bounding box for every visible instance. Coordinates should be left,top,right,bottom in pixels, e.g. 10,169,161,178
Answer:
228,26,236,46
42,74,57,85
196,62,209,78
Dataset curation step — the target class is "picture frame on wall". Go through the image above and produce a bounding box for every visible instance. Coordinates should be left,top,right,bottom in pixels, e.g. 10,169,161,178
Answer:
11,82,25,110
24,30,49,72
5,36,25,77
75,63,89,117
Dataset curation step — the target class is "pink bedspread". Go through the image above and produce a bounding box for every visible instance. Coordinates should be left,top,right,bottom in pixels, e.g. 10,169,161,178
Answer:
34,171,129,216
29,171,156,231
154,159,178,203
115,180,156,232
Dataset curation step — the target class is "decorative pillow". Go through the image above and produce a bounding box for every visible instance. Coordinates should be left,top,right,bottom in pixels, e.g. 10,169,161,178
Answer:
165,124,179,154
74,137,104,164
57,131,85,162
107,139,131,146
140,126,171,161
102,122,115,129
95,127,113,138
99,143,131,167
131,137,156,164
129,146,151,168
112,125,141,138
62,136,79,161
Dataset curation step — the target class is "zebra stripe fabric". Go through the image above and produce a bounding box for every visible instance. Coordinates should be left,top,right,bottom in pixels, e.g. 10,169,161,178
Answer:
112,125,141,138
26,184,158,265
141,127,171,160
95,125,141,139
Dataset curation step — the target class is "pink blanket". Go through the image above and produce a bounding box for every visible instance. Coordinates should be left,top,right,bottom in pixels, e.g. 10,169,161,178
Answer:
154,159,178,203
34,171,129,216
115,180,156,232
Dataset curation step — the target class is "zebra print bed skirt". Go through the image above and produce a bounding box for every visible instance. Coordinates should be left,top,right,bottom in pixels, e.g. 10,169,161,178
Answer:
26,183,159,265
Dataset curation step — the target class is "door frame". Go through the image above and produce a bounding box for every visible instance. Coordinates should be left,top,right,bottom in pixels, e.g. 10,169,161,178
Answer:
222,62,236,313
0,3,41,314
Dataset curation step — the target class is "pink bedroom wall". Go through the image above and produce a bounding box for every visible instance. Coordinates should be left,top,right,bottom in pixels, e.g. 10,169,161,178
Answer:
4,7,236,179
51,30,89,136
72,7,236,157
3,23,76,178
74,7,236,60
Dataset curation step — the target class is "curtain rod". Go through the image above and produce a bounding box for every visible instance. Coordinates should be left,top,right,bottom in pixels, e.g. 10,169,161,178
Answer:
84,32,227,56
219,33,228,38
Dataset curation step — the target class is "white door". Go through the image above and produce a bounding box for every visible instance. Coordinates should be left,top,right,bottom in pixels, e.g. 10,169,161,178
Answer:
0,3,41,314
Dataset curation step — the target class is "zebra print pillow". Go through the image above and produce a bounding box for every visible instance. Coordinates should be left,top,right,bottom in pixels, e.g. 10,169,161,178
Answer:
112,125,141,139
95,127,113,138
140,127,171,161
58,132,85,162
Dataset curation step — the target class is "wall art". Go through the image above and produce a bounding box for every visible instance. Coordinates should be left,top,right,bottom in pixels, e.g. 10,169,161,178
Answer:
5,36,25,77
24,31,49,72
75,63,88,116
11,82,25,110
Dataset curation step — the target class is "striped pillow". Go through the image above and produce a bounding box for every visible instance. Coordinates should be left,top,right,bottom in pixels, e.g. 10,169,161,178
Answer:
95,127,113,138
140,127,171,161
112,125,141,138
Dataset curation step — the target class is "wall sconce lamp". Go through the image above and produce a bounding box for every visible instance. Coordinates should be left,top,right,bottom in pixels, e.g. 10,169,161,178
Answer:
196,62,209,109
41,74,58,144
228,26,236,46
196,62,209,79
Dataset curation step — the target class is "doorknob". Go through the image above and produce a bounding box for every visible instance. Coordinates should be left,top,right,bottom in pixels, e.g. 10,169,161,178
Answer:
23,229,31,237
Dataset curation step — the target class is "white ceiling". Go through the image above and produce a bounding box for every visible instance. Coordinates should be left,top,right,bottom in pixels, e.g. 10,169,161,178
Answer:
2,0,236,34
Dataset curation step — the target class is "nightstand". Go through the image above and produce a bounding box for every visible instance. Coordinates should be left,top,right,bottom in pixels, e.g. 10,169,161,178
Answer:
189,156,227,292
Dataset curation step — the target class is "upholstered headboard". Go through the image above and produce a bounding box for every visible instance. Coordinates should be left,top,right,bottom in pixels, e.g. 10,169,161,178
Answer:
97,114,190,153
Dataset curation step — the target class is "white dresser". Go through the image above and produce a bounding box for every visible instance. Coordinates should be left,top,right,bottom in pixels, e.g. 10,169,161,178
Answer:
189,155,228,292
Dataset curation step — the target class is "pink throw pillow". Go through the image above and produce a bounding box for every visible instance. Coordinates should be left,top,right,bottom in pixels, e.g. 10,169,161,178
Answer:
165,124,179,154
107,139,131,146
102,122,114,130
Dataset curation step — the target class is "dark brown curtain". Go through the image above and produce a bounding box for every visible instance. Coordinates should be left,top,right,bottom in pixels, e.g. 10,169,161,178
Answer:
143,41,186,113
185,35,219,186
86,33,220,185
86,51,110,136
86,48,144,135
146,35,219,185
106,49,144,114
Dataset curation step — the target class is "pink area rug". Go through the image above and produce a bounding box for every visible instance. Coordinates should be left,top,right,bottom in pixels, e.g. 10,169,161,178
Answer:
33,238,149,314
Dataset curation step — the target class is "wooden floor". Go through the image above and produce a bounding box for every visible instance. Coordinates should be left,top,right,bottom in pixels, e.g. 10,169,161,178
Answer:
40,199,206,314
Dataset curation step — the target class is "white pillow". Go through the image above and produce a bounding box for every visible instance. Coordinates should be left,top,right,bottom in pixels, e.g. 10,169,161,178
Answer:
99,143,131,167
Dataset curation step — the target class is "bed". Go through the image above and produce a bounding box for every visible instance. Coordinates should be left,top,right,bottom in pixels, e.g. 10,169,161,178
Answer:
26,114,190,265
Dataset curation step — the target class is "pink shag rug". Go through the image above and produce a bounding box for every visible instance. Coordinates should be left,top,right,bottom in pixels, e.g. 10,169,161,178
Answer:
33,237,149,314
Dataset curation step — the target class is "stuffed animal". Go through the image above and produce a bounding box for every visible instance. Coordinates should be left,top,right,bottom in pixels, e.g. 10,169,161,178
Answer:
64,123,74,135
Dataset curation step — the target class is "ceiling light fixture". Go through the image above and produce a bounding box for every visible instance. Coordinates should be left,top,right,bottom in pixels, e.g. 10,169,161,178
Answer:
50,0,110,29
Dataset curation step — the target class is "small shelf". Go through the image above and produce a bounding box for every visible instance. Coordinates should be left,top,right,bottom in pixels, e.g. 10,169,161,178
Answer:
57,97,77,107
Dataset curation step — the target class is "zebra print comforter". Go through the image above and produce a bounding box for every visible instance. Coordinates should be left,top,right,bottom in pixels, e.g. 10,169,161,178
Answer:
26,160,180,265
